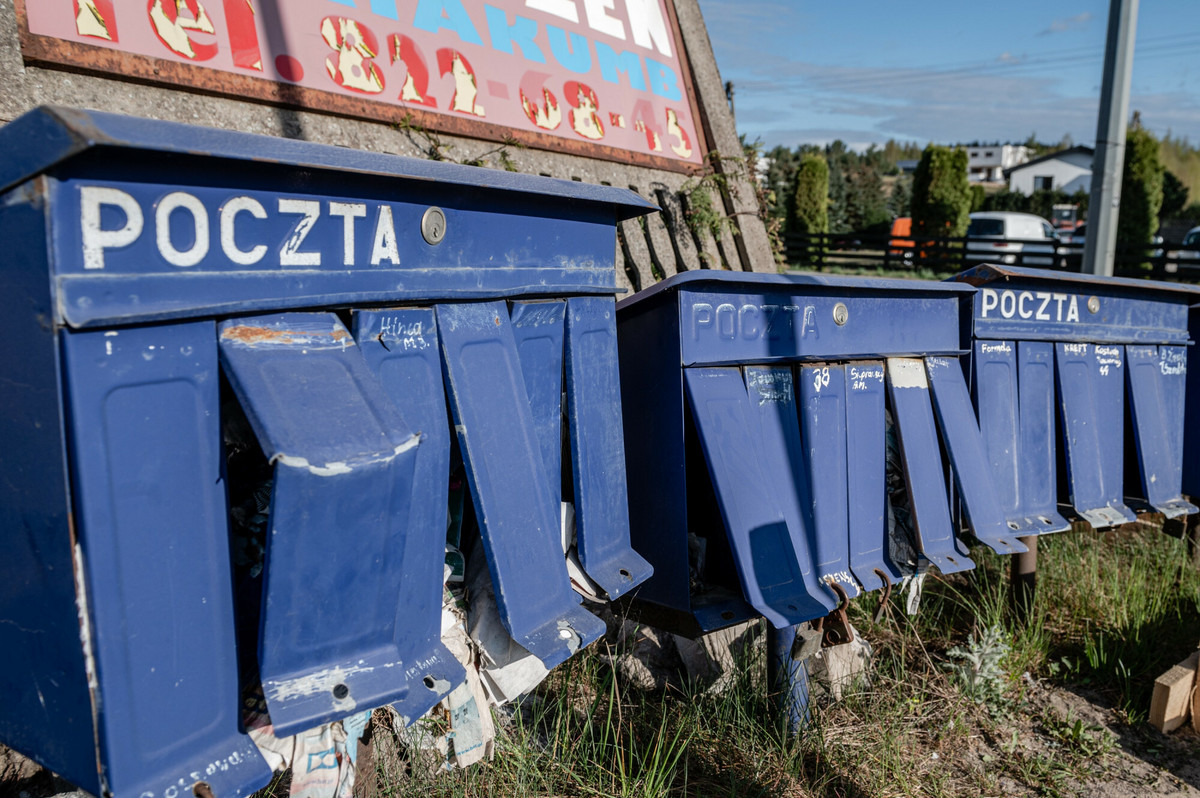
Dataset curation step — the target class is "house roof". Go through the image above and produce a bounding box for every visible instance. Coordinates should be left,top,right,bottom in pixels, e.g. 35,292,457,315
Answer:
1003,145,1095,178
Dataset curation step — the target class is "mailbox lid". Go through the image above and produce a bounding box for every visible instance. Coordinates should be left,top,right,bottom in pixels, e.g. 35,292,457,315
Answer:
1,106,657,219
617,271,975,367
1,107,657,329
951,265,1200,344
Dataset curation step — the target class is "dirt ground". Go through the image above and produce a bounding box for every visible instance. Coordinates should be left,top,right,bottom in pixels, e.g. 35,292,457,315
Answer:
990,679,1200,797
2,678,1198,798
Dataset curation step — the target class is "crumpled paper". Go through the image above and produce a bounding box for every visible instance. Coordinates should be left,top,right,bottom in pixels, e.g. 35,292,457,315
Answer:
246,690,371,798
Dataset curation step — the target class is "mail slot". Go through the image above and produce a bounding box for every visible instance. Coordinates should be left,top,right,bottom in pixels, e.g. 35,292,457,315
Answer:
0,107,652,798
615,272,1027,636
951,265,1199,533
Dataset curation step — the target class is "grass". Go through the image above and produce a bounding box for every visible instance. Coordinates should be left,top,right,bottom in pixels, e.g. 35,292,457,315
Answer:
294,522,1200,797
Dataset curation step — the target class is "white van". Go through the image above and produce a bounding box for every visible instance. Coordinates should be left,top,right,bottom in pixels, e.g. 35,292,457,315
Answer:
965,212,1060,267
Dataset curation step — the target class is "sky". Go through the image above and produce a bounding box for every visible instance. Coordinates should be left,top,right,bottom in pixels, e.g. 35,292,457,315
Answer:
693,0,1200,150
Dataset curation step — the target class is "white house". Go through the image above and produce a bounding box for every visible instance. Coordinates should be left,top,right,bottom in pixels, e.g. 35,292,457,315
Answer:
967,144,1029,182
1006,146,1094,195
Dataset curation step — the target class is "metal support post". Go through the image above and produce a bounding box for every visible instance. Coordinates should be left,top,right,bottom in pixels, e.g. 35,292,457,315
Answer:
1010,535,1038,623
767,624,810,736
1083,0,1139,276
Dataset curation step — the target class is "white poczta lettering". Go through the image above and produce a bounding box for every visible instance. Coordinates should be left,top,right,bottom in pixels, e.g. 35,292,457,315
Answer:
1066,295,1080,322
980,288,998,317
278,199,321,266
329,202,367,266
371,206,400,265
1035,291,1051,320
1018,291,1033,319
156,191,209,268
691,302,713,339
81,186,144,270
1052,293,1067,320
219,196,267,266
999,291,1016,318
982,289,1085,323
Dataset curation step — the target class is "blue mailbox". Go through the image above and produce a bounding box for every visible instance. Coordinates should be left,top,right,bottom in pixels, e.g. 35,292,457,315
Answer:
0,107,652,798
1182,307,1200,502
615,272,1027,636
952,265,1199,532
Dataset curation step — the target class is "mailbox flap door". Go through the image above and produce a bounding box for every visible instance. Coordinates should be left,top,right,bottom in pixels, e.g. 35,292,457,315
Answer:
565,297,653,599
1017,342,1070,533
1055,343,1137,527
925,356,1027,555
885,359,975,574
352,308,467,724
62,322,272,798
510,301,567,509
974,341,1023,528
797,364,860,598
218,313,422,737
1126,345,1196,518
845,362,904,589
684,367,833,627
437,301,604,669
743,365,839,616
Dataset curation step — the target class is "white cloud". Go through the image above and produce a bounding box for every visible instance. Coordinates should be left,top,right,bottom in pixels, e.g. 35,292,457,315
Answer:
1038,12,1093,36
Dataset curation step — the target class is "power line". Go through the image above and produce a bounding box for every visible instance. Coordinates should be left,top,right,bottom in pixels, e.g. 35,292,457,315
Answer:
799,35,1200,94
804,31,1199,87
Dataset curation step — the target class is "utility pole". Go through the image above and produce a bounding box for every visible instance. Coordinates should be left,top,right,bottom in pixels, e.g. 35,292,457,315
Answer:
1083,0,1139,276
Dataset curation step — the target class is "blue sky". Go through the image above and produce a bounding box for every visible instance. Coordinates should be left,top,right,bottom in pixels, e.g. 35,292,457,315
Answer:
694,0,1200,149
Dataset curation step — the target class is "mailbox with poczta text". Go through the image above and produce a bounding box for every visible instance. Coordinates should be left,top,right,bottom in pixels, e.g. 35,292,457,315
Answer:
950,265,1199,536
614,272,1031,639
0,106,653,798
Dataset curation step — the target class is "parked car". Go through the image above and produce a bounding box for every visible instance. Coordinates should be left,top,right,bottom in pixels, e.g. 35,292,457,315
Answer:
1168,225,1200,271
1063,224,1166,269
1060,222,1086,247
965,212,1060,267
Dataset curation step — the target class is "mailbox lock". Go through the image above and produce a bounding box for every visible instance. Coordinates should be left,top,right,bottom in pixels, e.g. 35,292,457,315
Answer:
421,206,447,245
832,302,849,326
1087,296,1100,314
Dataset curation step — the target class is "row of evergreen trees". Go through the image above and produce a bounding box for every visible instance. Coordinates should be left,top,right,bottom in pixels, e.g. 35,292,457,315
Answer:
765,122,1200,253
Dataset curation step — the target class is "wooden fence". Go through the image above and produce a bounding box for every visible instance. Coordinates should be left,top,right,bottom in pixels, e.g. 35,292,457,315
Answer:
784,232,1200,280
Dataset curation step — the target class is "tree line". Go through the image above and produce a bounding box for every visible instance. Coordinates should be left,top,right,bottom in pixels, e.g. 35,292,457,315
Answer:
760,122,1200,263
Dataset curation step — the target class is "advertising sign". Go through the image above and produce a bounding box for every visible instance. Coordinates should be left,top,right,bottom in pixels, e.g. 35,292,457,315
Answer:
18,0,705,170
